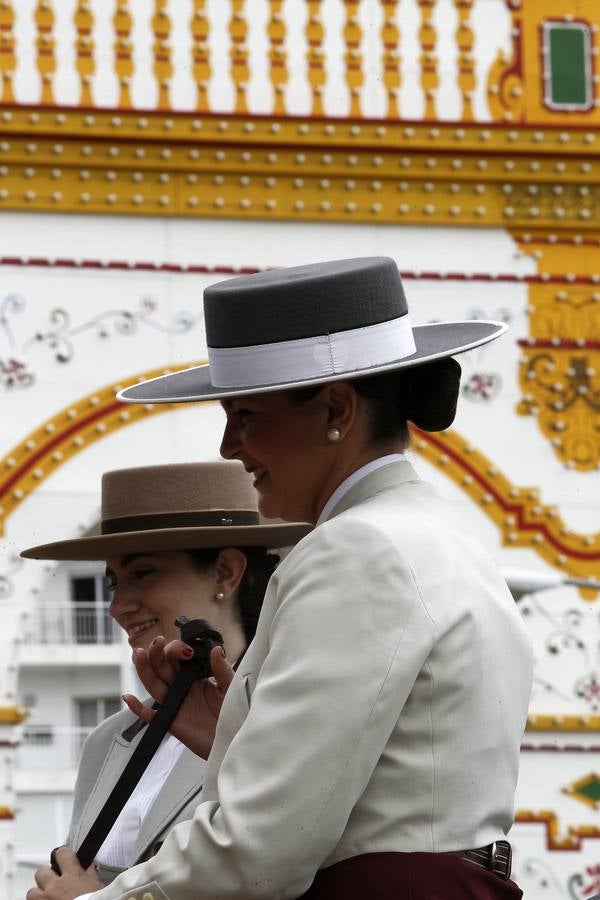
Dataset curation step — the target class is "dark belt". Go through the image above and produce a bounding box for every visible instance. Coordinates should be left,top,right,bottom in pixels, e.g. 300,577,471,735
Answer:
452,840,512,880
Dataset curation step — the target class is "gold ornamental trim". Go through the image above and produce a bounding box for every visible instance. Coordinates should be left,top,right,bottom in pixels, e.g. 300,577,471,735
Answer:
526,714,600,732
0,106,598,227
514,810,600,850
0,705,28,724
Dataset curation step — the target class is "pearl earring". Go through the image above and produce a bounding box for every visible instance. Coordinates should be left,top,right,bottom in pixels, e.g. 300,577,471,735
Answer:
327,427,341,442
215,591,225,601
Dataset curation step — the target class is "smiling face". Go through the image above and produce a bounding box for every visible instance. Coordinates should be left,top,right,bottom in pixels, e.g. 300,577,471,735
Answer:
105,550,224,654
219,386,377,524
219,390,333,523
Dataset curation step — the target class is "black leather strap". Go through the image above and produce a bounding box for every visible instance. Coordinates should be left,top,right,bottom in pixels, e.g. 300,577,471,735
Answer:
75,663,198,869
51,619,223,875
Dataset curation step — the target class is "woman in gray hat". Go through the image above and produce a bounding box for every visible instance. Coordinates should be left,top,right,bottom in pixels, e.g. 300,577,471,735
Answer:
22,460,310,888
31,257,532,900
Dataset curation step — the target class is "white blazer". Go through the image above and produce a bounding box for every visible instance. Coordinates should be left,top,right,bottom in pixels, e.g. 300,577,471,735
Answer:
86,461,533,900
68,708,205,885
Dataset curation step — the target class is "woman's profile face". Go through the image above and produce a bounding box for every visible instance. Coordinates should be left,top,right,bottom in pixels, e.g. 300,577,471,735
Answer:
105,550,217,653
219,390,330,523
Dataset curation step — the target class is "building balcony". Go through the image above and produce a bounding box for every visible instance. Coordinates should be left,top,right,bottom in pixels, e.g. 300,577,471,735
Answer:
18,603,126,667
16,725,93,776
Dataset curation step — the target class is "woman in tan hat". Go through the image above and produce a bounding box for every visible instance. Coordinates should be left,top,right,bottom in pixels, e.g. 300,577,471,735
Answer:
21,460,310,888
31,258,532,900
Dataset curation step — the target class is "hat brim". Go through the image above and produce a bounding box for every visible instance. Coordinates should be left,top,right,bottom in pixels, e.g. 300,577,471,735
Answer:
117,320,507,404
20,522,312,561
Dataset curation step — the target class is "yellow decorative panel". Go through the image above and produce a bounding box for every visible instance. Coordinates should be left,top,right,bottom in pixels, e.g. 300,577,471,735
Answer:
114,0,134,109
152,0,172,110
343,1,363,118
191,0,210,112
514,233,600,471
74,0,95,106
305,1,325,116
381,0,401,119
0,0,16,104
229,0,250,114
520,0,600,126
268,0,287,115
418,0,438,120
35,0,56,105
453,0,475,121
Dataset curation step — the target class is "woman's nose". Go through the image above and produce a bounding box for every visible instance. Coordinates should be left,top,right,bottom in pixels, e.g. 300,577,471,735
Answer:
219,419,240,460
109,589,139,619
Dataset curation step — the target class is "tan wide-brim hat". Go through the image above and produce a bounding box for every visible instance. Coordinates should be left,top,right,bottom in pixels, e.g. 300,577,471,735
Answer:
21,461,312,561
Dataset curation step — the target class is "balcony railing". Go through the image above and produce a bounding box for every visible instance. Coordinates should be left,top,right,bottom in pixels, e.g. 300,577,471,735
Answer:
17,725,94,770
22,603,119,645
0,0,508,122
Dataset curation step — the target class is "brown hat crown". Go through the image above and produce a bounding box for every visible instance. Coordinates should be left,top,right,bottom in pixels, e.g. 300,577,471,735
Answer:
100,462,259,534
20,461,312,561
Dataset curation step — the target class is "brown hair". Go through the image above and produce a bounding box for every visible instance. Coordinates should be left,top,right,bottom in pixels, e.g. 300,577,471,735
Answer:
185,547,279,646
291,357,462,449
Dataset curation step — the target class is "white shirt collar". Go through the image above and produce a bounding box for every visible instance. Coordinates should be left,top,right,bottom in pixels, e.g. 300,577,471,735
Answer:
316,453,408,526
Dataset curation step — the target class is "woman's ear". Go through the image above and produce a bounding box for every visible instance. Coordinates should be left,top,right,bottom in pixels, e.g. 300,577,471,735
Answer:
215,547,248,599
323,381,357,440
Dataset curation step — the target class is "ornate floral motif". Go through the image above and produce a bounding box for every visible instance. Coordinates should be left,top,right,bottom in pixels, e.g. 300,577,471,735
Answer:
518,857,564,895
486,0,524,122
461,371,502,402
568,864,600,899
0,358,34,390
0,294,200,386
519,597,600,711
514,235,600,472
459,305,510,403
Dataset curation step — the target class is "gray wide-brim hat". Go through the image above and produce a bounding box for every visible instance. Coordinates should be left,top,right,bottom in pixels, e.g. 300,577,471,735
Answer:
117,257,506,404
21,461,312,561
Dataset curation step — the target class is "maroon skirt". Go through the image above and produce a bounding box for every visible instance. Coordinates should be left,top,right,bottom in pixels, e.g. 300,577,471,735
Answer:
299,852,523,900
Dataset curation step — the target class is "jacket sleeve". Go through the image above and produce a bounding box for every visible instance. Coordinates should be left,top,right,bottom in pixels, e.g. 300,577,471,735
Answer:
85,518,438,900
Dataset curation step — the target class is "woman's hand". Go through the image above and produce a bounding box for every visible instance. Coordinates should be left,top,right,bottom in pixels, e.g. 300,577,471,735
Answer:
122,637,235,759
27,848,102,899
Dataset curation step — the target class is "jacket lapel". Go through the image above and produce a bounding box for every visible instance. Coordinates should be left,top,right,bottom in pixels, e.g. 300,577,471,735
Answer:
325,459,421,522
133,746,205,862
71,733,135,851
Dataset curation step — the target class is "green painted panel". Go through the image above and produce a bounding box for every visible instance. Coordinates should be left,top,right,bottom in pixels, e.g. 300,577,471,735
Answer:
548,26,590,107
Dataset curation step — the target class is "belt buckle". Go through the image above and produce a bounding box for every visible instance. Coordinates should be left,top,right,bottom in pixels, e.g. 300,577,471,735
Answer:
489,840,511,881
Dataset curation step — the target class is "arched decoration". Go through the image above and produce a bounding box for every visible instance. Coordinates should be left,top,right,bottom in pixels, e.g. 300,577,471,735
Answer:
0,364,192,537
0,367,598,592
412,427,599,595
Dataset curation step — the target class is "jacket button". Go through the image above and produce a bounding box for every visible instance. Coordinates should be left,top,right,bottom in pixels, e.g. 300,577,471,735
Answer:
142,894,154,900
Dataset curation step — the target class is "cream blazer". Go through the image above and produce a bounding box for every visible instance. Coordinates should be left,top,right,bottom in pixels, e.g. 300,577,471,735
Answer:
67,707,205,885
86,461,533,900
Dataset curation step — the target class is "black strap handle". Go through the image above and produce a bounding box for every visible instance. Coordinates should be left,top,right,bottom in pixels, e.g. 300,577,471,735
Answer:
51,618,223,874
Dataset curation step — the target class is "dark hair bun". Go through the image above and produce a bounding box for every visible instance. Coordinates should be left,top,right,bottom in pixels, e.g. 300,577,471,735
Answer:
405,357,461,431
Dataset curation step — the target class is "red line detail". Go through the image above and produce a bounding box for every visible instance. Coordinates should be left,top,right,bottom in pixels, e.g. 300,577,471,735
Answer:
518,339,600,350
0,401,122,502
0,256,599,285
418,430,600,560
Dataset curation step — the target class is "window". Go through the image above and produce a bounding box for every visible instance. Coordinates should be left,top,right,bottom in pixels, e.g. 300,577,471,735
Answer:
542,21,594,111
71,574,115,644
75,697,122,756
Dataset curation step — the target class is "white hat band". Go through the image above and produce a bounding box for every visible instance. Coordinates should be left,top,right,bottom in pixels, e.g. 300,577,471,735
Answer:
208,315,417,389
